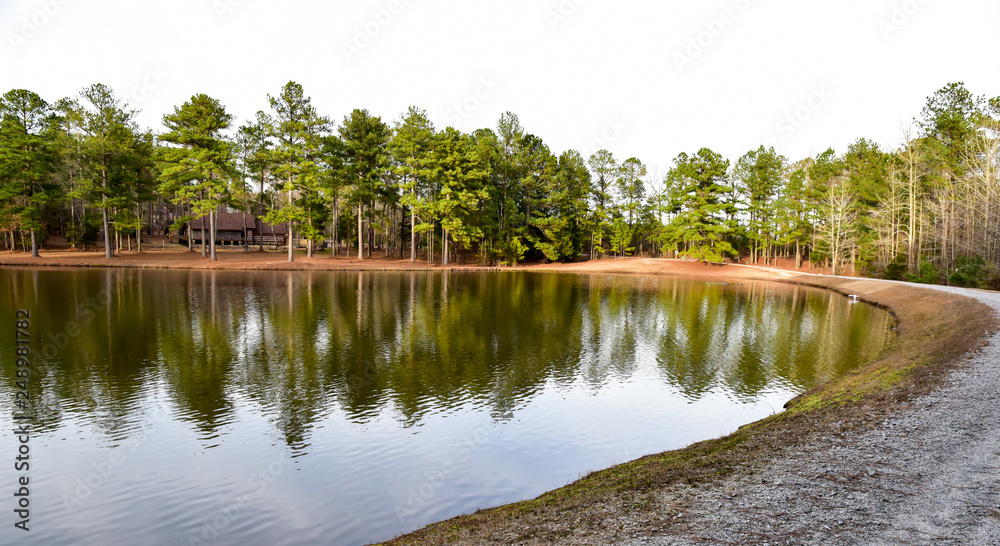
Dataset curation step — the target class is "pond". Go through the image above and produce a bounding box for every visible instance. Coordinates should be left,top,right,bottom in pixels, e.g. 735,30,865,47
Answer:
0,269,892,545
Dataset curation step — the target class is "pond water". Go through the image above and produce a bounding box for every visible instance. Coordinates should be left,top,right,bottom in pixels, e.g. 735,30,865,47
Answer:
0,269,892,545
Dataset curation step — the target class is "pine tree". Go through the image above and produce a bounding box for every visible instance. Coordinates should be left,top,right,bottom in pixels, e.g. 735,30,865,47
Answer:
266,82,331,261
389,106,436,262
665,148,737,263
587,149,617,257
75,84,144,259
432,127,489,265
158,94,235,261
236,112,274,252
0,89,59,257
733,146,785,264
616,157,647,256
531,150,592,262
339,108,390,261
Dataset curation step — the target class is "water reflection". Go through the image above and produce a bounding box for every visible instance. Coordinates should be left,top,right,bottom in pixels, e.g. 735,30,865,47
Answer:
1,269,892,441
0,268,891,545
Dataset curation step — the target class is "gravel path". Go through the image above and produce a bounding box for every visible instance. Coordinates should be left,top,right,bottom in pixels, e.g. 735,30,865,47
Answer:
619,285,1000,545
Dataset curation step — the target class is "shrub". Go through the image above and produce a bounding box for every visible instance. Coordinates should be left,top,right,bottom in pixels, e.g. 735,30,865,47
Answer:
883,255,908,281
907,261,939,285
948,255,994,288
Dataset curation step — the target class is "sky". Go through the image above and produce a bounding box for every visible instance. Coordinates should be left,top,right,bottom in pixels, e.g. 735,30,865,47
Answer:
2,0,999,175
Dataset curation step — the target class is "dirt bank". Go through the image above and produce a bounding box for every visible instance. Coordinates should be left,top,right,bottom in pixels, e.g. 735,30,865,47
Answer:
0,248,837,276
618,286,1000,545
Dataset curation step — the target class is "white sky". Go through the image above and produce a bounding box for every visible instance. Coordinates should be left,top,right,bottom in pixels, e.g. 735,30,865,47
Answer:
3,0,999,173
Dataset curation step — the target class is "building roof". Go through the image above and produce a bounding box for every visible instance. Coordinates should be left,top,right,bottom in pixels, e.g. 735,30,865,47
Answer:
188,212,256,231
184,212,289,235
254,218,289,235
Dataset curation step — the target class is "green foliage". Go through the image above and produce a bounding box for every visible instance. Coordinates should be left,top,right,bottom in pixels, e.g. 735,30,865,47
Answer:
69,211,102,249
733,146,785,259
664,148,737,263
531,150,591,262
235,111,275,222
433,127,489,252
948,255,993,288
339,107,391,258
390,106,436,260
0,90,58,255
587,149,617,255
882,255,908,281
907,261,940,284
920,82,980,173
158,93,235,258
2,80,997,281
608,217,633,257
266,82,332,258
63,84,156,258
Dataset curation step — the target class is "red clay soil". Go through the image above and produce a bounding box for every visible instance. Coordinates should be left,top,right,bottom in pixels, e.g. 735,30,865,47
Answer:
0,246,841,279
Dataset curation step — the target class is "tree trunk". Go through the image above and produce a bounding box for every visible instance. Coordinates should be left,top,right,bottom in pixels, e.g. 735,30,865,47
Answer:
443,229,449,266
30,229,38,258
332,195,339,258
368,214,373,259
210,211,218,261
70,199,76,249
288,222,294,262
102,206,113,259
259,170,265,252
357,203,364,260
135,204,145,254
102,168,113,259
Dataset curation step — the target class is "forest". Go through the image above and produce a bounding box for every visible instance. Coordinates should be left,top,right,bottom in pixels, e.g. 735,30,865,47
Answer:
0,81,998,287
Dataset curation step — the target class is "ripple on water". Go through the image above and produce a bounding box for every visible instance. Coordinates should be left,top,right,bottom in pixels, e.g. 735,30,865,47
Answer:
0,269,892,546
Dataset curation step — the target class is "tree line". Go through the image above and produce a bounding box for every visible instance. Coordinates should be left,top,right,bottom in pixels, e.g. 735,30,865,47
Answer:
1,81,997,286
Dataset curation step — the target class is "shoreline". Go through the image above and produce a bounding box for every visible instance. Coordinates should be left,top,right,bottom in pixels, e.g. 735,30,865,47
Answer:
378,261,997,543
0,248,831,276
2,250,995,544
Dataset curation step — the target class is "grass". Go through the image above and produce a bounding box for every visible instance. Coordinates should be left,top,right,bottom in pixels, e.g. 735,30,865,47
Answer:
379,276,997,545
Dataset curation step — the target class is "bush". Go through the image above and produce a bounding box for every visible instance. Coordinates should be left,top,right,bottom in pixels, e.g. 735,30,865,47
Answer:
67,213,101,250
907,261,939,285
883,255,908,281
948,255,994,288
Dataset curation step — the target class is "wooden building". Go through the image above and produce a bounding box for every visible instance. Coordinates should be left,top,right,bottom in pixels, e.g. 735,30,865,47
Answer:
179,213,288,247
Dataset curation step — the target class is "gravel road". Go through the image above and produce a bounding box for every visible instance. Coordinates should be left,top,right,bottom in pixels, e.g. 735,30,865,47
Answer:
618,285,1000,545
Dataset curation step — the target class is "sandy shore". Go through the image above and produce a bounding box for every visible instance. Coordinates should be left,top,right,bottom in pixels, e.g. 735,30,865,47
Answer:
0,248,834,277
